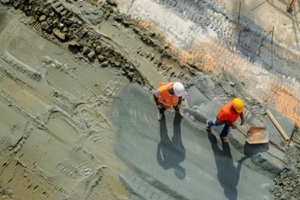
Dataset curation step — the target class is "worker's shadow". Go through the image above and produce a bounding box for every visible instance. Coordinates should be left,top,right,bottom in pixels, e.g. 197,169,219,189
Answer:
208,133,247,200
157,114,186,180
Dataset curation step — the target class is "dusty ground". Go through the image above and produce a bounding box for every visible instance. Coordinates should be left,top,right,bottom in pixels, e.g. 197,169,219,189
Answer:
0,0,300,200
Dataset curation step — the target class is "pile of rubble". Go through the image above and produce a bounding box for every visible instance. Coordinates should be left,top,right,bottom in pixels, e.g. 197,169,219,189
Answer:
2,0,148,84
271,126,300,200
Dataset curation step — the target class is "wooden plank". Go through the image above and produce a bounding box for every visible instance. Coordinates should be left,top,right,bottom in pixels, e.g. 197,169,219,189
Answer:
266,110,290,141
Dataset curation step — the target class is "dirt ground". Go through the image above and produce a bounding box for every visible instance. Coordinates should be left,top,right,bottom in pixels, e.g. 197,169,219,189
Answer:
0,0,300,200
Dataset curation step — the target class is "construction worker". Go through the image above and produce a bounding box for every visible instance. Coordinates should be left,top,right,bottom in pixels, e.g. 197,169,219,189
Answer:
206,98,245,143
153,82,185,120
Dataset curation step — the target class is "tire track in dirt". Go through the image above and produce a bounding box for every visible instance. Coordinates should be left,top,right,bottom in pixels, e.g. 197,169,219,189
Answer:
0,3,134,198
0,155,58,200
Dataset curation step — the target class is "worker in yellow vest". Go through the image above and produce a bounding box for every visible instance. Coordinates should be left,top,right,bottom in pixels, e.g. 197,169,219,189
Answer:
153,82,185,120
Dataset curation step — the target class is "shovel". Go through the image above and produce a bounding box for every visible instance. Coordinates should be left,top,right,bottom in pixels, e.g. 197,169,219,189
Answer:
236,126,269,144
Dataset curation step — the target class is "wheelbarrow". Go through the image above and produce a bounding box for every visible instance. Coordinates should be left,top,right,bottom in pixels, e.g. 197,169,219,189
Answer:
236,125,269,144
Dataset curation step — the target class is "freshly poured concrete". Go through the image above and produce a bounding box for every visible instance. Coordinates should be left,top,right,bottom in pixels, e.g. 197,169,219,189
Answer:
108,83,273,200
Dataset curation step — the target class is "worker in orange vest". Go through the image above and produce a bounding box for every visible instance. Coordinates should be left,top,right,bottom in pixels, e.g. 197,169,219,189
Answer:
153,82,185,120
206,98,245,143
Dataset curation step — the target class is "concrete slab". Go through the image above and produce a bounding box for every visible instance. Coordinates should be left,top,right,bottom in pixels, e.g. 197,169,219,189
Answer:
185,86,221,120
108,83,273,200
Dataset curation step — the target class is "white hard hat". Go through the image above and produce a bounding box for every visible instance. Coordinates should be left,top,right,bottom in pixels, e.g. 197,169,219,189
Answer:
173,82,185,97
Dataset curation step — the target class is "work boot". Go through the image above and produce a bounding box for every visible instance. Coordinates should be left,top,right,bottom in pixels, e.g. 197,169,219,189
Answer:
206,120,211,132
220,136,228,143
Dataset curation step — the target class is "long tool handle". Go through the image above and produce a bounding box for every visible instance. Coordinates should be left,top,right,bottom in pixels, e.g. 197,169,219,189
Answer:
287,0,296,12
236,126,247,137
266,110,289,141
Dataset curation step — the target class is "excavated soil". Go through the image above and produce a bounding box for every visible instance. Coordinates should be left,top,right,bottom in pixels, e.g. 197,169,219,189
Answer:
0,0,300,200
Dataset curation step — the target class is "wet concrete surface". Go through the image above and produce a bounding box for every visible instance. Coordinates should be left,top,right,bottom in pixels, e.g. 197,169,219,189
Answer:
108,83,273,200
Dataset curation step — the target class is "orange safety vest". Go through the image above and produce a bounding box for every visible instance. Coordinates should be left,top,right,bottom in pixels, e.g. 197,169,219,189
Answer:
217,102,240,123
157,82,178,109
